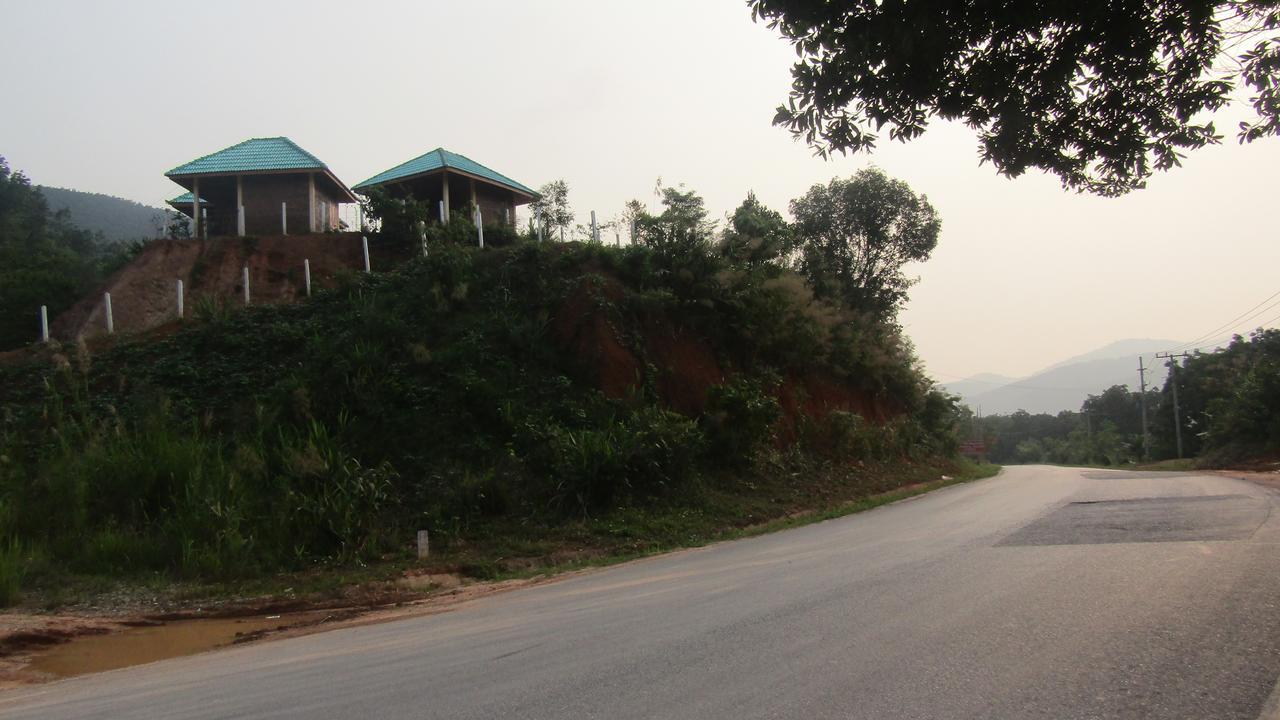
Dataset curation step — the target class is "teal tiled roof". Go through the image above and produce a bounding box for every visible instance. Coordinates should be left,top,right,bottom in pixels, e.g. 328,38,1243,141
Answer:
166,137,328,176
353,148,537,197
167,192,208,205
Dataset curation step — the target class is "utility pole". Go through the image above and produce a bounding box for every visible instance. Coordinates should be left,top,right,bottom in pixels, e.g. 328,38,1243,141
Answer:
1156,352,1192,459
1137,356,1150,461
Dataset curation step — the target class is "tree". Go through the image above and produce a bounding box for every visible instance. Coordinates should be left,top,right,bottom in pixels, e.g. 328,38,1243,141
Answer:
635,181,716,254
789,168,939,317
719,192,794,267
529,180,573,241
750,1,1280,196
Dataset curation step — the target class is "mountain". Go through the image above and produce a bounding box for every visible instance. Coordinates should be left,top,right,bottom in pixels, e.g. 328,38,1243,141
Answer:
940,373,1019,400
952,339,1180,415
37,186,170,243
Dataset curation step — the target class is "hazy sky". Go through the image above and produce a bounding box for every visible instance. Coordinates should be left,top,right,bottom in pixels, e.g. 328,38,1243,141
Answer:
3,0,1277,380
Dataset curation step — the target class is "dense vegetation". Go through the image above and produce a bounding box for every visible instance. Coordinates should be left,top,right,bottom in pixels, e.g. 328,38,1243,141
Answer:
976,330,1280,466
0,158,141,351
0,176,971,604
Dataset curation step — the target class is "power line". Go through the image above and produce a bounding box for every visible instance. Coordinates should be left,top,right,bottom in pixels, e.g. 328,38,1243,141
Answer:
1164,288,1280,353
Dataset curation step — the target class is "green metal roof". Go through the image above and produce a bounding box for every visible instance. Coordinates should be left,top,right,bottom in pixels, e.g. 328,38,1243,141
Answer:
353,148,537,197
165,137,328,177
167,192,208,205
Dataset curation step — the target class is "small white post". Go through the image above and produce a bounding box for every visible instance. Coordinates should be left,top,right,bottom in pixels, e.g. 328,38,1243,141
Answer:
362,236,370,273
438,200,446,223
631,220,637,244
201,208,208,239
237,205,245,237
39,305,49,343
281,202,288,235
304,258,312,297
615,231,620,247
103,292,114,334
591,211,598,244
416,530,430,559
418,221,428,258
176,279,184,318
242,266,250,305
474,206,484,249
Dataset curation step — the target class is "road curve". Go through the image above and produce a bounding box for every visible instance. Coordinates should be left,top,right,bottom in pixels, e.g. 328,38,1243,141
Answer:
4,466,1280,719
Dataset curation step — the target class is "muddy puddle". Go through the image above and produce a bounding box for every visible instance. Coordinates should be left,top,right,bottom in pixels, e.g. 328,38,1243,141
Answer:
28,612,331,679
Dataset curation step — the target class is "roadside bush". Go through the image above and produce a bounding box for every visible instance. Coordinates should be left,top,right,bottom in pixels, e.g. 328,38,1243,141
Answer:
703,377,781,467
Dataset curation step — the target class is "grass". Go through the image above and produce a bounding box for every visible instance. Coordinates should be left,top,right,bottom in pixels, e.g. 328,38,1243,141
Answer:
12,459,1001,612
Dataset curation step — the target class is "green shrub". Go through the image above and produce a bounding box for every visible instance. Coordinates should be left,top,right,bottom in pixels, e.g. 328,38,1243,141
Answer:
703,377,781,466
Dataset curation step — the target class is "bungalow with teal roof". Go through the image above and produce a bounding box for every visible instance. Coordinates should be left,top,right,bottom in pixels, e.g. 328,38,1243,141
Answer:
165,137,357,237
352,148,537,227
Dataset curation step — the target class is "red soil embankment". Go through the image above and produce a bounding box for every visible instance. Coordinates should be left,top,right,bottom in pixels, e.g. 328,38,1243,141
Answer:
52,234,369,340
551,272,899,436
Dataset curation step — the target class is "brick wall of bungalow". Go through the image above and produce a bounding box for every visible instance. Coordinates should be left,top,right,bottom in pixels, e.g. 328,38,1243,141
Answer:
198,173,344,236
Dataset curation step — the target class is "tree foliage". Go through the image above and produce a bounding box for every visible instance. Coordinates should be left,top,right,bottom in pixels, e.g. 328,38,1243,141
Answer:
790,168,939,318
720,191,794,267
750,0,1280,195
530,180,574,240
0,157,137,351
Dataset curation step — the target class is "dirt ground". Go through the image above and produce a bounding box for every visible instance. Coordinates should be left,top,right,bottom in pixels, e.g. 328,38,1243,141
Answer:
51,234,372,341
0,568,595,689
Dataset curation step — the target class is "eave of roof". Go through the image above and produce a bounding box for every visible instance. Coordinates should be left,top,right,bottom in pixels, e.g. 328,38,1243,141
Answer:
353,148,538,198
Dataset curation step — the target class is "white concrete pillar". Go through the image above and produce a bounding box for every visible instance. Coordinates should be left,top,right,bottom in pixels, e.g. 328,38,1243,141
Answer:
103,292,114,334
236,175,245,236
304,258,311,297
474,206,484,249
441,172,451,219
242,266,250,305
176,279,184,318
362,236,370,273
281,202,288,235
39,305,48,343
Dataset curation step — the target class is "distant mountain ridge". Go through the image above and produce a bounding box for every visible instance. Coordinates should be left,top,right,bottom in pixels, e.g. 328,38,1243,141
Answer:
943,338,1180,414
38,186,169,243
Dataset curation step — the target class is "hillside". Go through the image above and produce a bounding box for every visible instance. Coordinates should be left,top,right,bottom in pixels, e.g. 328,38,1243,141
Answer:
947,339,1178,414
0,238,970,602
37,185,170,243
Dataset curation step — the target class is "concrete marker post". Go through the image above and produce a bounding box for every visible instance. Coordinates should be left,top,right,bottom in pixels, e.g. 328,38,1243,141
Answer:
237,205,246,237
103,292,114,334
590,210,598,243
281,202,288,235
438,200,446,223
416,530,430,559
39,305,49,343
362,236,371,273
304,258,312,297
176,279,184,319
474,207,484,249
242,266,250,306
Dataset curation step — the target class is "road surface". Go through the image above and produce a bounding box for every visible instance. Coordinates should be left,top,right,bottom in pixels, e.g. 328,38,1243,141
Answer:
5,465,1280,719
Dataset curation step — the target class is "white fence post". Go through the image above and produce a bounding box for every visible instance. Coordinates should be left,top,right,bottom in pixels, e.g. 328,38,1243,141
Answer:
39,305,49,343
281,202,288,235
474,207,484,249
631,220,637,244
103,292,114,334
416,530,430,559
304,258,311,297
201,209,208,239
362,236,370,273
591,211,598,244
176,279,184,318
242,266,250,305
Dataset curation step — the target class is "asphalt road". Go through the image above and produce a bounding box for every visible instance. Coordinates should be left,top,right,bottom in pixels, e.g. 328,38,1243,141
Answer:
5,465,1280,720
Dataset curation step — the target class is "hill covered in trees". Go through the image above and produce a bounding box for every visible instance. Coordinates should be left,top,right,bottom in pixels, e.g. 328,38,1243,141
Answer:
0,158,141,352
0,171,981,604
975,330,1280,467
36,186,171,243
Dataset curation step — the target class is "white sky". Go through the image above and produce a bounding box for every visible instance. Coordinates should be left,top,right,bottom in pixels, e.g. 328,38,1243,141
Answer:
2,0,1277,379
